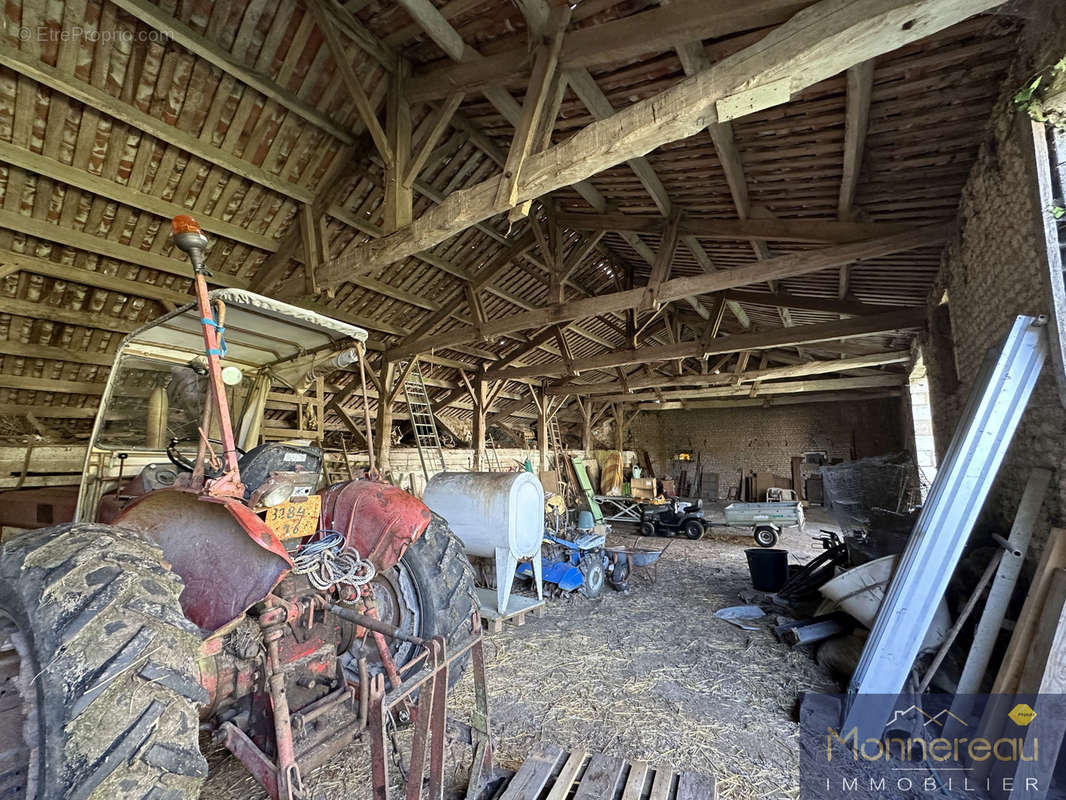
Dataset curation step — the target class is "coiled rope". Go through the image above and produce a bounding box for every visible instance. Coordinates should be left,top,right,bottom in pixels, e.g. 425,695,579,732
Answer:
292,532,376,591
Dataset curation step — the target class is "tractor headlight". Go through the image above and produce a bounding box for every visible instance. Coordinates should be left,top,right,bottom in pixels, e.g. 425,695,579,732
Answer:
259,483,295,508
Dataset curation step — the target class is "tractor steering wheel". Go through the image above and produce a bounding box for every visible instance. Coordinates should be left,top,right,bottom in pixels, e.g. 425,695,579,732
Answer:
166,437,246,478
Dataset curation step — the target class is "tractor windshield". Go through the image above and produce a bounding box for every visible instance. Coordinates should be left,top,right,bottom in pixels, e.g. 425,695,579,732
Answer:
95,355,251,450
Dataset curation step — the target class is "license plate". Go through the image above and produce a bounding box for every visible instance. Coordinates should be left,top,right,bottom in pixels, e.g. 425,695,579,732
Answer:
264,495,321,541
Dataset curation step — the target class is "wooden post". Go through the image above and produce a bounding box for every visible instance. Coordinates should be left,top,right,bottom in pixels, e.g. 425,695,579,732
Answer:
384,60,413,233
529,384,548,473
472,374,488,471
375,361,397,472
612,403,624,451
577,397,592,452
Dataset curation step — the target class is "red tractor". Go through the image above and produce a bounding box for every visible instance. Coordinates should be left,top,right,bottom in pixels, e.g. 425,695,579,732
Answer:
0,217,490,800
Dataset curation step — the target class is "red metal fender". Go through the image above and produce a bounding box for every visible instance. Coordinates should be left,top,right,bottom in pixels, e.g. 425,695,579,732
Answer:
116,488,292,632
319,480,432,571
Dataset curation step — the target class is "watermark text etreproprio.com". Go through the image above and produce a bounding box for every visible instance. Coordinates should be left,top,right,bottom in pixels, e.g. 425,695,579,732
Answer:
13,25,171,44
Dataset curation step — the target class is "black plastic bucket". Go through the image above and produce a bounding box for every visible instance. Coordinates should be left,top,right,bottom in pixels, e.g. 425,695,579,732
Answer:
745,548,789,592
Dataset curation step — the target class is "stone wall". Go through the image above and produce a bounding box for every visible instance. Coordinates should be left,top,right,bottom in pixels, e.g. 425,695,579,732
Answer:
628,397,904,500
920,1,1066,557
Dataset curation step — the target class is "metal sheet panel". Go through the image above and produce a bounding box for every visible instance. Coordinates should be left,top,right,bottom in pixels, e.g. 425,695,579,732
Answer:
843,315,1047,739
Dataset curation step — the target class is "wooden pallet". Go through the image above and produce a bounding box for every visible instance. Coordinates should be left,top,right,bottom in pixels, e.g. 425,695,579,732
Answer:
476,587,546,634
477,744,716,799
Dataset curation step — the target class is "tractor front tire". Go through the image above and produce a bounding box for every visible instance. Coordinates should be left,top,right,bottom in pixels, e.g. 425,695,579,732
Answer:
398,514,479,687
0,523,207,800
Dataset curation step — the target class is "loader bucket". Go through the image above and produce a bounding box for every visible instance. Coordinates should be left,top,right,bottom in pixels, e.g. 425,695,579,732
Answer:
116,489,293,632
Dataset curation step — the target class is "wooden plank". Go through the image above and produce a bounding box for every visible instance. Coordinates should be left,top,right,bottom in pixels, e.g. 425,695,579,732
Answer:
319,0,998,277
676,771,717,800
407,0,808,101
543,750,587,800
620,761,649,800
487,309,925,380
571,754,627,800
648,767,675,800
991,529,1066,695
389,226,943,357
499,743,567,800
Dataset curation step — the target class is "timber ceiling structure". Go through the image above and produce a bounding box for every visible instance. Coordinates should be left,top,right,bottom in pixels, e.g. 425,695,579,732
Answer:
0,0,1026,446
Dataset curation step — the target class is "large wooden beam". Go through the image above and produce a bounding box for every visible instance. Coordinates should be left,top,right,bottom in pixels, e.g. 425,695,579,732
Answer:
486,308,926,380
636,388,901,412
546,350,911,394
313,0,995,280
591,373,905,404
723,290,905,317
389,226,944,358
555,212,914,243
406,0,810,101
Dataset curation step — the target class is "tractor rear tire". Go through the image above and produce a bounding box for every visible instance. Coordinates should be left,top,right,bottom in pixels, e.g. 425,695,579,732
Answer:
397,514,479,688
0,523,207,800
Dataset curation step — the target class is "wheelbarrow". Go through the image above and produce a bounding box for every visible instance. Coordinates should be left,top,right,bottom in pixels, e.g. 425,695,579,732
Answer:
605,539,671,589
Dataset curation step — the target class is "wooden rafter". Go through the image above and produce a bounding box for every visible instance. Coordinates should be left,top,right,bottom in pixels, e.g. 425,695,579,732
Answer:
390,226,944,358
312,0,998,282
545,350,911,395
494,6,571,212
406,0,810,101
309,0,393,165
486,308,926,380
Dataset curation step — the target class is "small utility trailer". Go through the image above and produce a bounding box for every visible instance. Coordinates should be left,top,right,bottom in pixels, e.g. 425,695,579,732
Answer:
722,499,806,547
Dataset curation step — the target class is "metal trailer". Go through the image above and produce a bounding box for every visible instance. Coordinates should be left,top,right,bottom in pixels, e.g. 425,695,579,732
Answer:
722,500,806,547
597,493,804,547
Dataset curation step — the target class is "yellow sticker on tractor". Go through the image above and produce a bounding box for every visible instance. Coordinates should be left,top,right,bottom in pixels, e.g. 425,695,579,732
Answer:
265,495,321,541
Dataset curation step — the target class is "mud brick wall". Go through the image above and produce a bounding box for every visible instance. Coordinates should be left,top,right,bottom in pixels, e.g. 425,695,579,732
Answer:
920,2,1066,559
628,398,903,500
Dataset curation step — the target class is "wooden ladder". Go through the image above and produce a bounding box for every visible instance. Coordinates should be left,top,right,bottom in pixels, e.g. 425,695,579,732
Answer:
401,361,447,479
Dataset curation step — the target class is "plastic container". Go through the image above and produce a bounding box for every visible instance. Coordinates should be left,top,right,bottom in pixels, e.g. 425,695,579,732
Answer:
422,471,544,613
576,510,595,531
819,554,951,651
745,548,789,592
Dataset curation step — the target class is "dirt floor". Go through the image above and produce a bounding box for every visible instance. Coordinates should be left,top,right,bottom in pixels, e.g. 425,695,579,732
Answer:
199,505,845,799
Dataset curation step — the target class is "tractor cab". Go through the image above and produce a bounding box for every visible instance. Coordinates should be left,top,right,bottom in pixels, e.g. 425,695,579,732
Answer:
78,288,367,528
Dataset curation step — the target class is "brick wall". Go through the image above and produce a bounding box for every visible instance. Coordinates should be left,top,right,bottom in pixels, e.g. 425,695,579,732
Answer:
921,2,1066,557
629,398,903,500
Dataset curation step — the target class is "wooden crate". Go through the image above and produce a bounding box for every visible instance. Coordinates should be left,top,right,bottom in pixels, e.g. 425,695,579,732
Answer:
478,744,716,799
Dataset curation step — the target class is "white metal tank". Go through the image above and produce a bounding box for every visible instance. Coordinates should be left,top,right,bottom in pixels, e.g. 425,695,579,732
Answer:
422,471,544,614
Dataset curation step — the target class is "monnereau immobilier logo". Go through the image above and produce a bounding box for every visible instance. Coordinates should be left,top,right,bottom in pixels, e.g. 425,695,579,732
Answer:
799,694,1064,799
